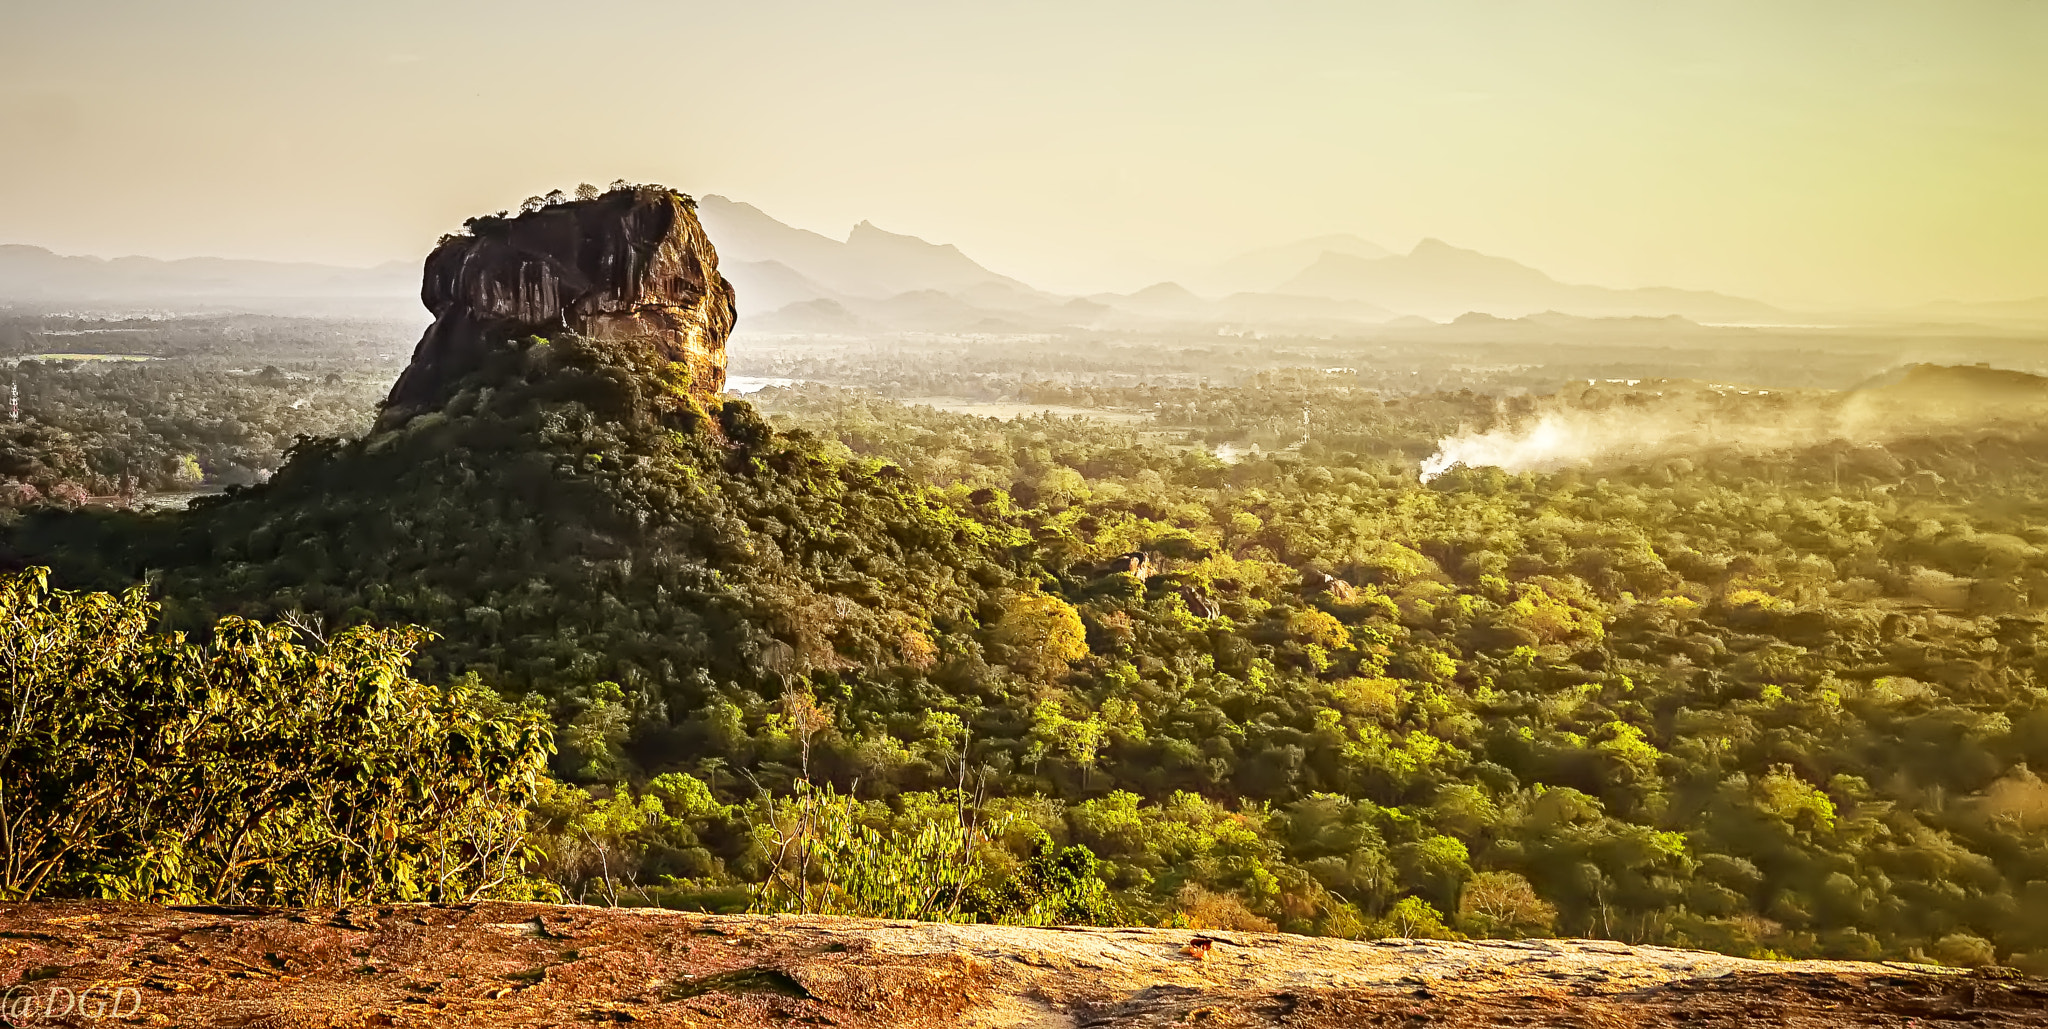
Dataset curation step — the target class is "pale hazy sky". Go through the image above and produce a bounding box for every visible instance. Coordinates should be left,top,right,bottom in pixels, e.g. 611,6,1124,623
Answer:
2,0,2043,307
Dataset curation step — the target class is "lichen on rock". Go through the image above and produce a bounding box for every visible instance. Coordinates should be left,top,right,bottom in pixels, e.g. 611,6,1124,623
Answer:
381,185,735,426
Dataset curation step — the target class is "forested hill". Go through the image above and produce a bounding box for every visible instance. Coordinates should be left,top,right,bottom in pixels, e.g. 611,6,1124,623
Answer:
0,186,1039,772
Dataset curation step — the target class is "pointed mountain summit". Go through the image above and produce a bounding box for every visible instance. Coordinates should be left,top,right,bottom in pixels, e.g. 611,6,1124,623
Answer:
842,220,1038,294
692,195,866,296
1128,281,1202,302
694,195,1032,302
1093,281,1209,318
382,186,734,422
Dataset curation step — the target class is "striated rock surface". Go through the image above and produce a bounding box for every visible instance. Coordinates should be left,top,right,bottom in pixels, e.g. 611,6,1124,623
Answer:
3,901,2044,1027
382,186,735,423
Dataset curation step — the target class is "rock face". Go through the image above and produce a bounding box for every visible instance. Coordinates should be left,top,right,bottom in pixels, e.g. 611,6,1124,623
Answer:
5,901,2043,1028
382,186,735,422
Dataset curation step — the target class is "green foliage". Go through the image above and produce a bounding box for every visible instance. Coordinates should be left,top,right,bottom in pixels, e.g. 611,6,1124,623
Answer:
524,772,744,909
964,832,1119,926
752,780,999,921
994,591,1089,676
18,337,2048,961
0,350,388,499
9,335,1017,787
0,568,553,904
1458,870,1558,938
1385,896,1455,939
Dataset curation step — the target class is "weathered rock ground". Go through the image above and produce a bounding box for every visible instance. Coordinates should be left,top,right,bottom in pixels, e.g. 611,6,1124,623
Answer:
2,901,2043,1027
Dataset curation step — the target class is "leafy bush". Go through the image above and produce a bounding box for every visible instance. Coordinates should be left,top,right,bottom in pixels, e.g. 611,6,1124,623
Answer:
963,832,1119,926
0,568,553,904
752,779,1000,921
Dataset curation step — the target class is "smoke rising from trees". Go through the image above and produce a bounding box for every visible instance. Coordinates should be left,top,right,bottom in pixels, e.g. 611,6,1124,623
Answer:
1418,367,2048,481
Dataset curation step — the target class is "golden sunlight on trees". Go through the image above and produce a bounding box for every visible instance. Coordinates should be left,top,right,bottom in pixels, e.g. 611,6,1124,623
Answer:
1459,871,1559,938
996,591,1088,676
1288,607,1352,650
1499,580,1603,645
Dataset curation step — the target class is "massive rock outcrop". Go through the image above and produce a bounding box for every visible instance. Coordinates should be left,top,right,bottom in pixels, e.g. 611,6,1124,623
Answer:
381,186,735,423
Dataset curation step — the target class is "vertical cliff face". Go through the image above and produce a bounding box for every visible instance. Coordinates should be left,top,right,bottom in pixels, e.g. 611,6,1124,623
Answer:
381,186,735,422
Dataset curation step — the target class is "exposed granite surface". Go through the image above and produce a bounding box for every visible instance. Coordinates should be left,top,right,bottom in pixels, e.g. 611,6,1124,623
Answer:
2,901,2043,1027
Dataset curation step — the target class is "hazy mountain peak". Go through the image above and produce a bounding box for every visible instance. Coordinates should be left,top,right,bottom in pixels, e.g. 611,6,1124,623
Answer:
846,219,968,257
1130,281,1199,301
696,195,843,249
1407,238,1509,263
698,195,777,219
695,198,1024,304
1196,233,1391,295
0,243,66,259
1297,233,1389,256
1280,237,1777,321
0,240,416,308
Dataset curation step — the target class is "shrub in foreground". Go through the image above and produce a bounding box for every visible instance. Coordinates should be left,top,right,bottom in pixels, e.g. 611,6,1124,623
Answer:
0,568,554,905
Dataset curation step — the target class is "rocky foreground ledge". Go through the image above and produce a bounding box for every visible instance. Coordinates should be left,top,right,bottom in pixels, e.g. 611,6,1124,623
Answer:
1,902,2043,1027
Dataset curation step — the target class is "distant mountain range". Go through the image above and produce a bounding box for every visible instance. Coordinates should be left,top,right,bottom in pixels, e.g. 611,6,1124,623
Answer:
694,195,1048,302
694,201,1410,332
0,244,413,303
1276,239,1784,323
7,197,2043,332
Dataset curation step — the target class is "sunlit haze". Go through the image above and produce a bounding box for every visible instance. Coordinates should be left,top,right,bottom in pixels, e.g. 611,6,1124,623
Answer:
4,0,2044,307
18,0,2048,1002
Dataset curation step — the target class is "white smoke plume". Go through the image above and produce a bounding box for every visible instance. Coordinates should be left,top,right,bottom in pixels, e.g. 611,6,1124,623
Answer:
1420,410,1675,482
1417,368,2048,482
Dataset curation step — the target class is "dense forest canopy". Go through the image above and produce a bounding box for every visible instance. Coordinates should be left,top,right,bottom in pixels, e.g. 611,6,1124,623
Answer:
0,311,408,500
6,305,2048,970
